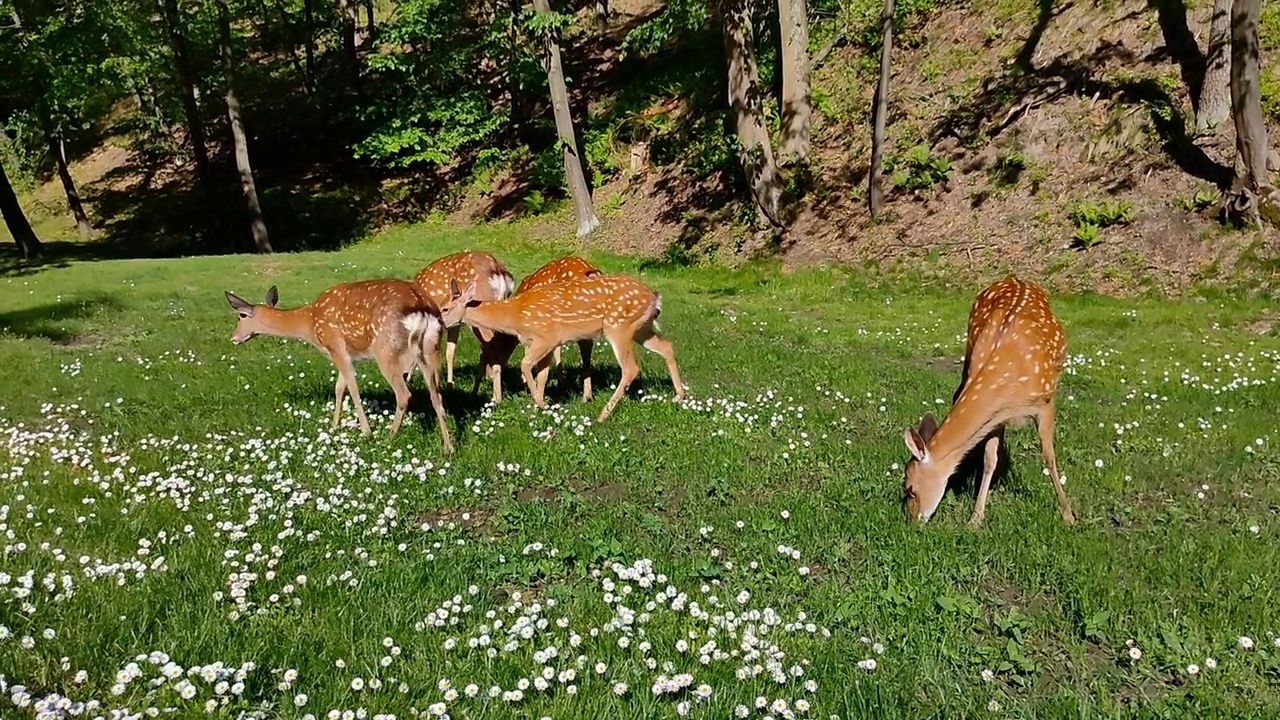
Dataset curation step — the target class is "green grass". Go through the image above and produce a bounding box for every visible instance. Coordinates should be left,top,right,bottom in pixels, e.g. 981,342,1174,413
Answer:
2,221,1280,719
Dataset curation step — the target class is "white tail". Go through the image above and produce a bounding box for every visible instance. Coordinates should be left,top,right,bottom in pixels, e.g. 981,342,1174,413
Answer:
442,273,685,422
225,279,453,453
902,276,1072,527
414,250,515,401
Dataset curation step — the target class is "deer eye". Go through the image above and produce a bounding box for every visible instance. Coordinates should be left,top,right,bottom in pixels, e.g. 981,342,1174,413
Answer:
239,312,249,319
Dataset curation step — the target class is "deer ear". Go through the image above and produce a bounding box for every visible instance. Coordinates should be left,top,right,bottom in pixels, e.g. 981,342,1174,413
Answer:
265,286,279,307
918,412,938,443
460,281,477,304
226,291,253,313
449,278,461,298
903,427,931,463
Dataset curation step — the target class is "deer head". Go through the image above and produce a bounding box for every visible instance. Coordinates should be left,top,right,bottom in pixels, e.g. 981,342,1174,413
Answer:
902,412,943,523
225,286,279,345
441,279,478,328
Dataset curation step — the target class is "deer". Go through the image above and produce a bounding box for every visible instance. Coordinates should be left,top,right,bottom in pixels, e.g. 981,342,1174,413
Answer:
482,255,603,402
413,250,515,403
224,280,454,454
901,276,1075,528
440,273,685,422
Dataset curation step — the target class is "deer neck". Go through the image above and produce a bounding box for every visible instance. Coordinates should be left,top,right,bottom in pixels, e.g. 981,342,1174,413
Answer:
461,300,522,337
927,387,1008,474
255,306,318,345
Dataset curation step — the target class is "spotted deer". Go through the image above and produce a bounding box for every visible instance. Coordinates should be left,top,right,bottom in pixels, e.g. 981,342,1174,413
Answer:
902,276,1074,527
224,280,453,453
483,255,603,402
413,250,516,401
441,273,685,422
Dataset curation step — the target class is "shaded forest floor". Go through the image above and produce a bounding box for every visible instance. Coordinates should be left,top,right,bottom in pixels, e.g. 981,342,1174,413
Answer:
5,0,1280,296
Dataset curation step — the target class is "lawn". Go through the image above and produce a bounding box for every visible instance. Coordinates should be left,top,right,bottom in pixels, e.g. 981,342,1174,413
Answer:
1,221,1279,719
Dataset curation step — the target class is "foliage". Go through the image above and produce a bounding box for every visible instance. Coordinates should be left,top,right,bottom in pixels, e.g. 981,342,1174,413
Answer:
885,143,951,193
1069,199,1135,249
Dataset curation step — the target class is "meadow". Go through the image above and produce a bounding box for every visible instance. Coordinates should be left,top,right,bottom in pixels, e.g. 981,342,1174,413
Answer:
1,222,1279,719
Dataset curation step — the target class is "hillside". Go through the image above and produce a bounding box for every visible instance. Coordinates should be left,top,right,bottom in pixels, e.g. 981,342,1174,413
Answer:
3,0,1280,295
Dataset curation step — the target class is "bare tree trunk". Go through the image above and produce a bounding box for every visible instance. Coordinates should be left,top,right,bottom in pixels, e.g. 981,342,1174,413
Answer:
720,0,783,229
363,0,375,39
160,0,213,193
868,0,894,217
532,0,599,237
303,0,316,82
777,0,811,165
0,162,42,260
216,0,274,253
595,0,608,29
1197,0,1233,131
48,131,92,237
337,0,361,91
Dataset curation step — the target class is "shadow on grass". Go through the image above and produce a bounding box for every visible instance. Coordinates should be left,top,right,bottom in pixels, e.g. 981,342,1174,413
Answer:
0,294,123,344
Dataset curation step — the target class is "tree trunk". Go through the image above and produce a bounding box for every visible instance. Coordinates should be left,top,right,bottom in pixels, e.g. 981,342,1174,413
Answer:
532,0,600,237
596,0,608,29
720,0,783,229
216,0,274,253
303,0,316,82
776,0,811,165
337,0,360,91
363,0,375,39
0,162,42,260
48,131,92,237
1225,0,1273,227
868,0,894,217
160,0,213,193
1197,0,1233,131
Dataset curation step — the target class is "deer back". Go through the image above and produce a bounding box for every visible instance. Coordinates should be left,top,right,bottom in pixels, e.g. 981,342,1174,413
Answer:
447,274,660,340
955,276,1067,416
311,279,441,355
415,251,514,308
516,256,601,295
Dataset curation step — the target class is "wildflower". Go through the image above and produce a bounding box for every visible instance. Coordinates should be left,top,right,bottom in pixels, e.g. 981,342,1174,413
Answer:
1205,658,1217,670
1239,636,1255,650
350,678,365,691
294,694,308,707
981,669,994,683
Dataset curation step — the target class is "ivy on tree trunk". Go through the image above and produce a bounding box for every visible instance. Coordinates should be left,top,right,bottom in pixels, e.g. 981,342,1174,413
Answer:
720,0,783,230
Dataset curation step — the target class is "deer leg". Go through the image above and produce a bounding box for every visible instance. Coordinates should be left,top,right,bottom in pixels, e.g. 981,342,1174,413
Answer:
578,339,594,402
444,325,461,386
520,340,557,409
423,347,453,455
1037,400,1076,526
636,325,686,401
968,428,1003,528
330,372,348,430
377,353,412,438
333,352,372,436
598,334,640,423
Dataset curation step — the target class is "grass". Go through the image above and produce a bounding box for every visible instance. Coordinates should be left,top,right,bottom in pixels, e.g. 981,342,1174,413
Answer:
2,221,1280,719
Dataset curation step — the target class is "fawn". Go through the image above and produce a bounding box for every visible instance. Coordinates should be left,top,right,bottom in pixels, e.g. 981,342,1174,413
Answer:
441,273,685,422
224,280,453,453
902,276,1074,527
413,251,515,402
484,255,603,402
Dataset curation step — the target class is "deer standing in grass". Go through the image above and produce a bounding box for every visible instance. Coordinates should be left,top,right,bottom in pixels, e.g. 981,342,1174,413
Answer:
413,251,515,402
902,276,1075,527
484,255,603,402
442,273,685,422
224,280,453,453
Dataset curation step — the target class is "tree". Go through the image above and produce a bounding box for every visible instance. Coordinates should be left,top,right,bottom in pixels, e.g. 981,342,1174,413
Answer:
160,0,214,192
0,161,42,260
532,0,599,237
43,116,93,237
1224,0,1277,227
215,0,274,253
868,0,894,217
720,0,782,229
337,0,360,91
776,0,811,165
1197,0,1232,131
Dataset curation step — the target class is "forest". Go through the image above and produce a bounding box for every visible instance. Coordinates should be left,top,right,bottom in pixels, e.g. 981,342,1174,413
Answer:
1,0,1279,288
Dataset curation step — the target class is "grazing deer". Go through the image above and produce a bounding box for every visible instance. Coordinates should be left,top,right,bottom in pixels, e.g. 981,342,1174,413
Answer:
413,251,515,402
442,273,685,422
485,255,603,402
224,280,453,453
902,276,1074,527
